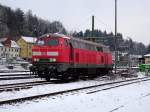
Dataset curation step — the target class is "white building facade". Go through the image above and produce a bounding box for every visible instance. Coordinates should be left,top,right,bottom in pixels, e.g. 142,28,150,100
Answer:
0,43,4,57
0,41,20,58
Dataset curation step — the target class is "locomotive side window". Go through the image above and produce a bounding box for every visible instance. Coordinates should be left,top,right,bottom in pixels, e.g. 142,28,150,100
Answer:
64,39,68,46
72,40,78,48
78,42,82,49
81,43,86,49
97,46,103,52
103,47,110,52
47,39,59,46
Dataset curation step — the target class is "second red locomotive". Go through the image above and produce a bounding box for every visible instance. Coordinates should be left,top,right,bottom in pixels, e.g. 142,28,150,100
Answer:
32,33,113,81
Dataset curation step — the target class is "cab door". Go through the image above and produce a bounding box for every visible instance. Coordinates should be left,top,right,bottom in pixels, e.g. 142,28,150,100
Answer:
69,43,74,63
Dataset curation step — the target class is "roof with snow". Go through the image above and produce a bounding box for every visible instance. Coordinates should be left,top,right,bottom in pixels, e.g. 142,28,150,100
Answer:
0,38,7,42
0,43,3,47
11,40,20,48
144,54,150,57
22,36,37,43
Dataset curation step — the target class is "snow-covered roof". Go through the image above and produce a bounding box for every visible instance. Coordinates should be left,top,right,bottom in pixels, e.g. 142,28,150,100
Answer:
144,54,150,57
11,40,20,48
0,43,3,47
22,36,37,43
130,54,142,58
0,38,7,42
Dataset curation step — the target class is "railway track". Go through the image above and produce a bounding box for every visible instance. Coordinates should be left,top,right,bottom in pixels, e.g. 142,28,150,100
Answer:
0,76,149,105
0,72,38,80
0,75,109,93
0,81,52,92
0,73,31,77
0,76,38,80
0,70,30,73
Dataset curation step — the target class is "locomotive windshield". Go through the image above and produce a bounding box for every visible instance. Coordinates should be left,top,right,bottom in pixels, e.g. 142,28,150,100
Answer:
35,38,59,46
36,39,45,45
47,39,59,46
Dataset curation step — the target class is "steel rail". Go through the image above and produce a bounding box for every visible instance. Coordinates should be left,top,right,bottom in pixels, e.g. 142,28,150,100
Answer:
0,76,38,80
0,74,31,77
0,76,150,105
0,81,53,92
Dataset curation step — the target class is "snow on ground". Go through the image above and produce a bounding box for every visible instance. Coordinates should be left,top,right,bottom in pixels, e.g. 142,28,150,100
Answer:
0,72,32,78
0,64,28,72
0,72,30,76
0,65,10,72
0,78,44,85
0,75,150,112
0,71,41,85
0,77,113,101
0,72,148,102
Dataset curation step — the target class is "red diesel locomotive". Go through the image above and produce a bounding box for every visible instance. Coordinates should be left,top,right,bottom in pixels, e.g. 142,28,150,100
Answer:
32,33,113,81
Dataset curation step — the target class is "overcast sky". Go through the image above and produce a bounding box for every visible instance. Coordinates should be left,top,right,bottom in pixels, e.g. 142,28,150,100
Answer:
0,0,150,45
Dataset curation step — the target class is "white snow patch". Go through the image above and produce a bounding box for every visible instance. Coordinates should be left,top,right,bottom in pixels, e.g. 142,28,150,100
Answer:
22,36,37,43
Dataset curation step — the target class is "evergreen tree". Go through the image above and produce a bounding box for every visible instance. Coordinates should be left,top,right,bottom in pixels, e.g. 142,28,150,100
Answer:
15,8,24,35
146,44,150,54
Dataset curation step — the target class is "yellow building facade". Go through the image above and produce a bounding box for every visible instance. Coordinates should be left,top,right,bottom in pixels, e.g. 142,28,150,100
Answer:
17,36,36,59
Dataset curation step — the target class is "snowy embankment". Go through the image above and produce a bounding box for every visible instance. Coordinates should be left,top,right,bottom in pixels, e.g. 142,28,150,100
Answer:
0,72,150,112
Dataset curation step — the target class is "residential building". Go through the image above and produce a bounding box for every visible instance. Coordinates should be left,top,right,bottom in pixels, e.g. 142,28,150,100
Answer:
0,38,20,58
0,43,3,57
17,36,37,59
9,40,20,57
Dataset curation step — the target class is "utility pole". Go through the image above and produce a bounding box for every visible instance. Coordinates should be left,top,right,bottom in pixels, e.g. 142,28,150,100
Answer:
128,37,131,73
114,0,117,74
92,15,94,37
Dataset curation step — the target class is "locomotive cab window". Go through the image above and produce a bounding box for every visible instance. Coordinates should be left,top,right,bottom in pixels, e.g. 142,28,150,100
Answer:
47,39,59,46
36,40,45,45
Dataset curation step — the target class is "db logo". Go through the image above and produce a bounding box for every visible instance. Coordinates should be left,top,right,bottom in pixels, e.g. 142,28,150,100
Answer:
42,52,47,55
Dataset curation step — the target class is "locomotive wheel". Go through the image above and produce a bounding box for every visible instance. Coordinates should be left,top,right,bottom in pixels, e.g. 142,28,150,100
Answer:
45,71,51,81
73,74,79,80
45,76,50,81
59,72,69,81
37,71,43,77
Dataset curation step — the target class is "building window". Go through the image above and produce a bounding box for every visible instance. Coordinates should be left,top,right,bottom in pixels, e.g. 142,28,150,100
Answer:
29,52,31,56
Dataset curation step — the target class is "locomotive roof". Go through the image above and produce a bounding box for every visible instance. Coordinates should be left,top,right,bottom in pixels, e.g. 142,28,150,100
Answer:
40,33,70,39
40,33,109,49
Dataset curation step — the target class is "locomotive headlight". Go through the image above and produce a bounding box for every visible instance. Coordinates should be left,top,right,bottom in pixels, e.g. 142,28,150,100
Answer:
49,58,53,62
34,58,37,62
36,58,39,62
34,58,39,62
53,58,56,62
49,58,56,62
